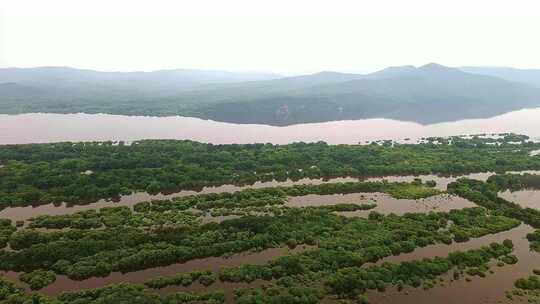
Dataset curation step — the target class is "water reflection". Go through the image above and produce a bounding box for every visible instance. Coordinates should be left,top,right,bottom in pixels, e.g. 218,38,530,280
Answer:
1,108,540,145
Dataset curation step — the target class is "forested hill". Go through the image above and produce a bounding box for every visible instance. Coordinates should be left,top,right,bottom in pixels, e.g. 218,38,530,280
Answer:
1,64,540,125
460,66,540,88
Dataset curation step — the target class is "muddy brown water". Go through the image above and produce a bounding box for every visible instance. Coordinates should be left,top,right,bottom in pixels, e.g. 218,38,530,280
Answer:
365,223,540,304
1,245,313,297
2,171,540,302
500,190,540,210
157,224,538,304
6,224,535,304
286,193,477,216
5,171,540,222
0,177,359,222
0,223,537,304
2,110,540,145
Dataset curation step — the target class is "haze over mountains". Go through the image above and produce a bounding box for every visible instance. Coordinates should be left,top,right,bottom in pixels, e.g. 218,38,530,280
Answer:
1,63,540,126
459,67,540,88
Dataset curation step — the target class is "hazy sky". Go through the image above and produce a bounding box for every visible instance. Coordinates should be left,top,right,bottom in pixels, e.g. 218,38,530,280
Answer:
1,0,540,74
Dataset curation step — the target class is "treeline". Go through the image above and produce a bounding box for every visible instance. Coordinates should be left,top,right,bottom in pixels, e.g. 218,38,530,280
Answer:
0,277,226,304
145,270,216,289
1,241,516,303
326,241,514,298
487,173,540,191
0,205,519,282
25,180,438,230
19,270,56,290
26,206,202,230
0,219,16,249
312,203,376,212
218,241,516,303
1,135,539,208
148,241,514,292
448,175,540,254
448,178,540,228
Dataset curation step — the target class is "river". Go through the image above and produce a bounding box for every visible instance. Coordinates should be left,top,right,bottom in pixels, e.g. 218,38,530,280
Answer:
2,108,540,145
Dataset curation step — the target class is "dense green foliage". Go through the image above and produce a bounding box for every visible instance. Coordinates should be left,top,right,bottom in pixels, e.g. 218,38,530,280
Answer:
449,175,540,263
22,181,435,230
0,219,16,249
0,201,518,282
0,240,516,304
507,275,540,303
488,173,540,191
0,174,528,303
1,135,539,208
0,276,57,303
145,270,216,289
1,275,229,304
58,284,225,304
2,137,540,303
0,277,228,304
325,242,513,297
19,270,57,290
515,275,540,290
448,178,540,228
233,285,325,304
215,238,516,287
311,203,376,212
0,276,25,301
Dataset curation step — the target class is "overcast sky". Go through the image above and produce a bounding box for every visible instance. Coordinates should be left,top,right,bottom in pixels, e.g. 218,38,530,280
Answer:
1,0,540,74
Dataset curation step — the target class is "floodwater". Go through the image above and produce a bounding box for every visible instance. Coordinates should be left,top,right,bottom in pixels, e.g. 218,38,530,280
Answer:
366,224,539,304
1,245,313,296
2,108,540,145
500,190,540,210
0,167,538,302
0,177,360,222
1,187,538,303
3,171,540,222
286,193,477,216
366,170,540,191
6,224,535,304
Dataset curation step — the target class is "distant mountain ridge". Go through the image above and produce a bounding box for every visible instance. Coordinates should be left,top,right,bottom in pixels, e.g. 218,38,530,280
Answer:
0,67,282,92
192,63,540,125
1,64,540,125
459,66,540,88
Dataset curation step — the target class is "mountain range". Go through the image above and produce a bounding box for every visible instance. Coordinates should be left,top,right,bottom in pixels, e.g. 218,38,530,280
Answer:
1,64,539,125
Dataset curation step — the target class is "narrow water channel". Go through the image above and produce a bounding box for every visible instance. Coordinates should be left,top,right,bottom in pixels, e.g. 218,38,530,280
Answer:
1,246,313,296
4,171,539,221
366,223,539,304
